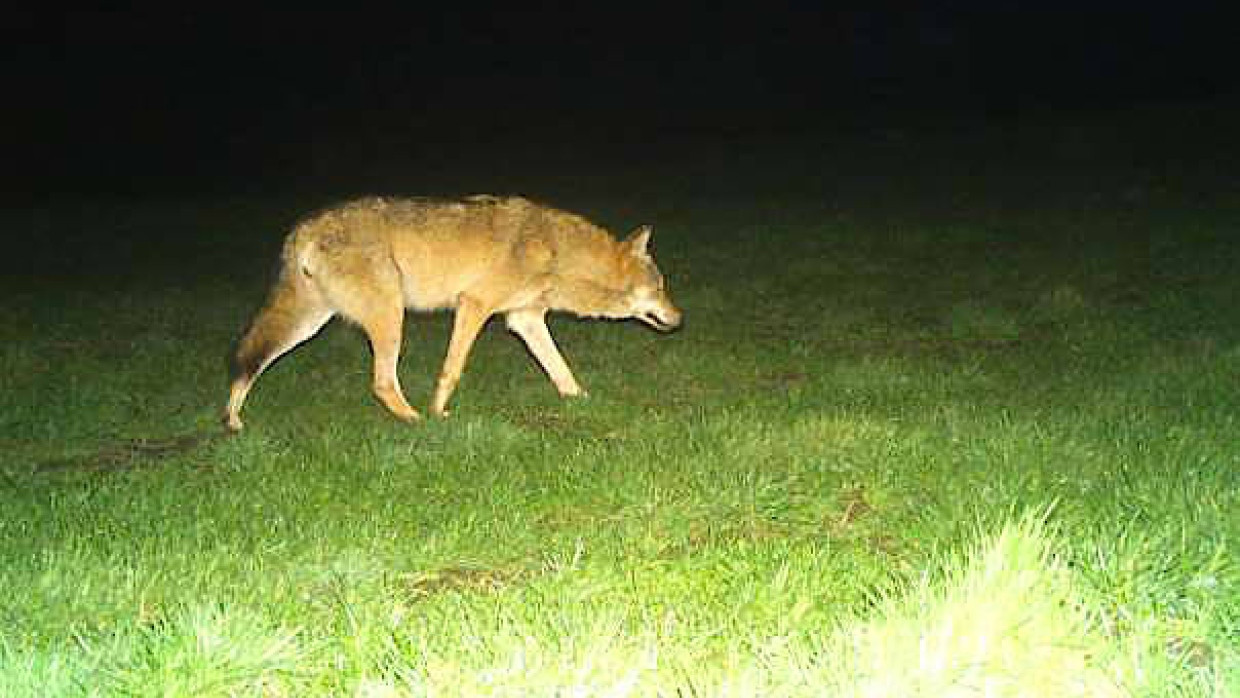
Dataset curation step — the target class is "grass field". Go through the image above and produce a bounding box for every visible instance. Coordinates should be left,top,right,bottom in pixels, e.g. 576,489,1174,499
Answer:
3,106,1238,695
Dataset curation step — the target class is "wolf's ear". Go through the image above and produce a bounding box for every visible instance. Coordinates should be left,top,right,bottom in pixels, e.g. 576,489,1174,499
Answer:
625,225,653,257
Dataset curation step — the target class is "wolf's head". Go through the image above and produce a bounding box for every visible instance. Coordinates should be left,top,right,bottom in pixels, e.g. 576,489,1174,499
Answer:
615,225,682,332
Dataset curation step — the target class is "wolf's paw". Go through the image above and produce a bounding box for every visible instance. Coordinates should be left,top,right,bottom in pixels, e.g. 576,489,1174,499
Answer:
223,412,244,434
556,381,587,398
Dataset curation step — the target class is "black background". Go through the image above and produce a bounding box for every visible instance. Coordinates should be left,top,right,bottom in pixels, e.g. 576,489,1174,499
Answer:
3,5,1233,198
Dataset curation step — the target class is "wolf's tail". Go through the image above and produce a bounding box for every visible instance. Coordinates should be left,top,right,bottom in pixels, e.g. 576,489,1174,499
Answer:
223,234,333,431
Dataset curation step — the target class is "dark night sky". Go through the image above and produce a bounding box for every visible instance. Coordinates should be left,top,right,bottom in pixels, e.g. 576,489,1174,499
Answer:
3,5,1233,197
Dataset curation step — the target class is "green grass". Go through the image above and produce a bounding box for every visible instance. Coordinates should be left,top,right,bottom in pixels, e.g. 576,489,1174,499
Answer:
3,107,1238,695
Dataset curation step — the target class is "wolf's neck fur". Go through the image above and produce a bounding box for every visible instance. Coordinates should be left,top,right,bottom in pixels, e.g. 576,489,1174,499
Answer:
545,226,629,318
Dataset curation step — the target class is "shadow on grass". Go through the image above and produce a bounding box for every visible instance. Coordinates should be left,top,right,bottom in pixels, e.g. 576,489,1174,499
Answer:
33,431,224,474
394,566,535,601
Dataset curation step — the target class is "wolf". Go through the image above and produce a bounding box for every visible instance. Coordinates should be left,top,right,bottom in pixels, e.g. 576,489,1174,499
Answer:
224,195,682,431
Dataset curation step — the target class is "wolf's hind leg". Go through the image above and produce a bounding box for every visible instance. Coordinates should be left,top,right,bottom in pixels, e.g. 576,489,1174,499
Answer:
317,260,421,424
431,295,492,417
352,301,420,424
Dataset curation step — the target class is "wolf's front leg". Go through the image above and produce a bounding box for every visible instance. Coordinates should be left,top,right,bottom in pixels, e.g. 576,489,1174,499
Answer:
505,309,587,398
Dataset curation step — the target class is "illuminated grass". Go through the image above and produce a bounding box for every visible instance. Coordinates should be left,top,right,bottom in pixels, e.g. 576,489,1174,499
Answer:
2,108,1237,695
